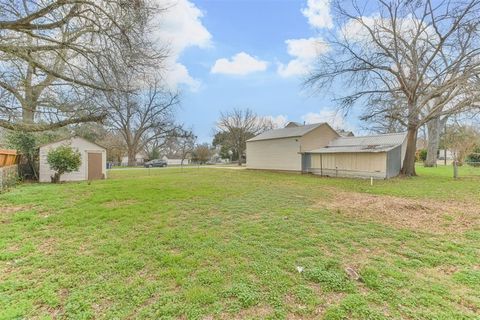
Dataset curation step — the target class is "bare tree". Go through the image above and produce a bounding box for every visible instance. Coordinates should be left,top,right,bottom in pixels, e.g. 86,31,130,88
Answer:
0,0,162,132
192,143,212,165
176,131,196,166
360,96,407,133
106,75,179,166
424,116,449,166
307,0,480,176
444,124,479,165
143,128,195,164
216,108,273,166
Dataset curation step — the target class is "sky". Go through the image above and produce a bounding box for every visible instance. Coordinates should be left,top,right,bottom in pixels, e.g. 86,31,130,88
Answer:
156,0,359,143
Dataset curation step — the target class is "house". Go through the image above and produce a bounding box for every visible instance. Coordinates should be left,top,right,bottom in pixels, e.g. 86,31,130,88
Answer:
246,122,340,171
246,122,407,179
39,137,106,183
120,153,146,166
162,156,190,165
303,132,407,179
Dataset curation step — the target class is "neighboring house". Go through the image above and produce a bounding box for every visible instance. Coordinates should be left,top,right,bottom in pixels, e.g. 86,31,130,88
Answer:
336,129,355,137
438,149,454,160
247,122,407,179
39,137,106,183
162,156,190,165
120,153,146,166
304,132,407,179
246,122,340,171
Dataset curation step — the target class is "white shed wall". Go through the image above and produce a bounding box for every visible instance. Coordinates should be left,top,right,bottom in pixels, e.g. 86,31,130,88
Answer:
39,137,106,183
246,137,302,171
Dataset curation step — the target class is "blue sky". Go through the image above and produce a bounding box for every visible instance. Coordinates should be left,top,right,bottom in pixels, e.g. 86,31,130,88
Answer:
158,0,359,142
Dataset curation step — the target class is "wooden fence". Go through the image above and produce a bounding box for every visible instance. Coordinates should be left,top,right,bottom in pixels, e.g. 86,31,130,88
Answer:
0,149,19,167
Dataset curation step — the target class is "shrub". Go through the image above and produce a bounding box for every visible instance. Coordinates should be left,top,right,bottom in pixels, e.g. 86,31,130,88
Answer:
6,131,38,180
416,149,427,162
466,146,480,167
47,145,81,183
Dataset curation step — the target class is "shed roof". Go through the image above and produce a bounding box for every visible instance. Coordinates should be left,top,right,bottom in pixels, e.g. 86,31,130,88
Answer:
247,123,327,142
307,132,407,154
39,136,106,150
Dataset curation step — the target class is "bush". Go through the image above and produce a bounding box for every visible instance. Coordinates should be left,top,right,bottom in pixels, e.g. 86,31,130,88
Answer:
416,149,427,162
47,145,81,183
466,147,480,167
6,131,38,180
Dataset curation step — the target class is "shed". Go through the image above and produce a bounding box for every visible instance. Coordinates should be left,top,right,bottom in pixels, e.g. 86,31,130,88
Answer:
39,137,107,183
246,122,340,171
303,132,407,179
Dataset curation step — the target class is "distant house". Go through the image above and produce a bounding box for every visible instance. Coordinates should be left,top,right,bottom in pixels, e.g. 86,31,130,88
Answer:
39,137,106,183
162,156,190,165
336,129,355,137
246,122,407,179
121,153,146,166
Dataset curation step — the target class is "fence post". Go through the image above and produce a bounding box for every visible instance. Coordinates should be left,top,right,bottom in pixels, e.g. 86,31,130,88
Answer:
453,160,458,179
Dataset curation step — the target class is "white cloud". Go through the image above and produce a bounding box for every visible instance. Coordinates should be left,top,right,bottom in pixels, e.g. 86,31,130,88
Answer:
165,63,202,92
153,0,212,90
301,109,355,131
277,37,328,77
264,115,288,128
301,0,333,29
211,52,268,75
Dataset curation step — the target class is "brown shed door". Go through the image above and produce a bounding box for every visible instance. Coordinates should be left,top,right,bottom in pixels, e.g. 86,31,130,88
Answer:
87,153,103,180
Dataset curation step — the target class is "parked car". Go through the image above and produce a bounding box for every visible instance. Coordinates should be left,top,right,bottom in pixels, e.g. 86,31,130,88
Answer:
144,159,167,168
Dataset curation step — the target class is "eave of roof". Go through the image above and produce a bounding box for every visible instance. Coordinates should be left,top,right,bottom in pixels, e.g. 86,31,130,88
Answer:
307,144,400,154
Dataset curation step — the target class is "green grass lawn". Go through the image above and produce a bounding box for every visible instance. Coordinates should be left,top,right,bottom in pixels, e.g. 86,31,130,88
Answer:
0,166,479,319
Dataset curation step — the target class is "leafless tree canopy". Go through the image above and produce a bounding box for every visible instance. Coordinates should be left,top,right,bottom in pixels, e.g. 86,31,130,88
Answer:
216,108,274,165
106,73,179,167
306,0,480,175
154,130,196,164
0,0,163,132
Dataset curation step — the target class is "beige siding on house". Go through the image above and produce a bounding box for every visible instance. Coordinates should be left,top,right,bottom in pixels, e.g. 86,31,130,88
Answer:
246,124,341,171
300,124,339,152
246,137,302,171
39,137,107,183
310,152,387,178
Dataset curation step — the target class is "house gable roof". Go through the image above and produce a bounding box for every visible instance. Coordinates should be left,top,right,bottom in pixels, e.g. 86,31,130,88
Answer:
247,123,327,142
39,136,106,150
307,132,407,154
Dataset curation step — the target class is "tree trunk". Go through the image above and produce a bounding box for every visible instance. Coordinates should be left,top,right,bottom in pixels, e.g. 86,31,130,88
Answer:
453,160,458,179
425,117,441,167
127,148,137,167
238,147,243,166
401,126,418,176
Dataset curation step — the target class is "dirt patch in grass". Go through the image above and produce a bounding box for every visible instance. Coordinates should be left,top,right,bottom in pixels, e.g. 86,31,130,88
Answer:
37,237,57,256
0,204,31,214
315,190,480,234
214,305,274,319
102,199,139,209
